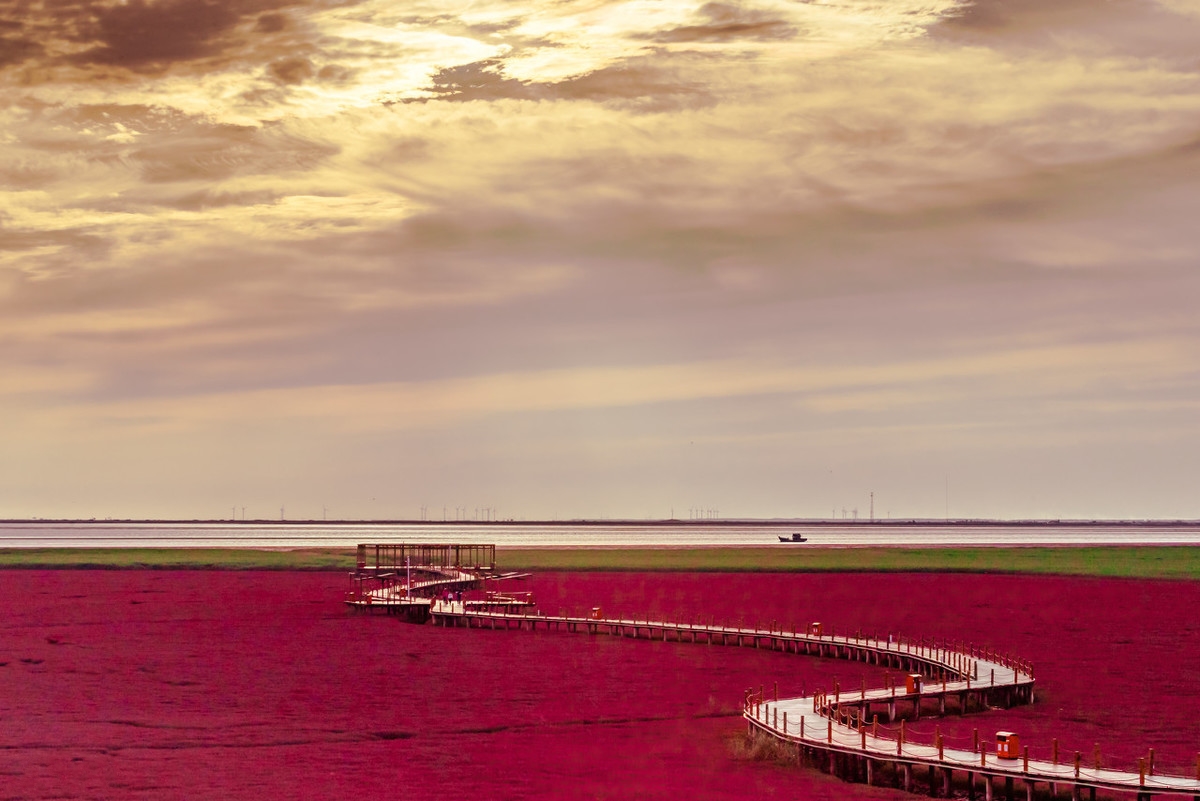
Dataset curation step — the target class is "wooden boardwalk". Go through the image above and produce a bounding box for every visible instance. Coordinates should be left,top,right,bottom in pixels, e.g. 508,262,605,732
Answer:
429,604,1199,800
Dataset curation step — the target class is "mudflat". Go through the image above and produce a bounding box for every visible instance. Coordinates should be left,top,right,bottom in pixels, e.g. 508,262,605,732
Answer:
4,570,1196,799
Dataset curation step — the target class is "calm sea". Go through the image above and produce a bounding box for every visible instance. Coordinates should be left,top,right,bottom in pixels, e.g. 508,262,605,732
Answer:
1,521,1198,548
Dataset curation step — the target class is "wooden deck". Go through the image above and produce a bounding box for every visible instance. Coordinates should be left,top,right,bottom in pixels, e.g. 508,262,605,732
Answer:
429,604,1198,800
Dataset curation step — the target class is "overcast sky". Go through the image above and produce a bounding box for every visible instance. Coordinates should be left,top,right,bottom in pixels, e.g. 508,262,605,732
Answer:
2,0,1199,521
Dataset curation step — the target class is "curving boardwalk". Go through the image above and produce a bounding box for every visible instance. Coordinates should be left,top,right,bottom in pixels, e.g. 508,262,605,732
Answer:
428,604,1200,800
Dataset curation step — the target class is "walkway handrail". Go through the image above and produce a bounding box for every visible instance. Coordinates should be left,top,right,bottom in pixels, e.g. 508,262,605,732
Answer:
429,604,1196,797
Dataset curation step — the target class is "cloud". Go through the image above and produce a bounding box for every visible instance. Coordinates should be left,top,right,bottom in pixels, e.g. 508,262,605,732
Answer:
3,0,1200,518
642,2,798,43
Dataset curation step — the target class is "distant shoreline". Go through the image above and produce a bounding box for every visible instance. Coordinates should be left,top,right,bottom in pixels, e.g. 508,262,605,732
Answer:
4,518,1200,527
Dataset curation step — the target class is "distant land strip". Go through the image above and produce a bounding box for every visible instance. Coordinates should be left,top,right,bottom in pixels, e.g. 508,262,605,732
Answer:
2,518,1199,526
0,545,1198,578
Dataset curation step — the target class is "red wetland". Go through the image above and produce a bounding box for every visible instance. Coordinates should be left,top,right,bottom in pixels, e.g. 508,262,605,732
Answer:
3,570,1198,800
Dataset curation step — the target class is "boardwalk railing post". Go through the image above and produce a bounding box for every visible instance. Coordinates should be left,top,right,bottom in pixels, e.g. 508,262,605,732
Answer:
800,715,804,739
1138,757,1145,787
1023,745,1029,773
1074,752,1081,779
1053,738,1059,765
1148,747,1154,776
1094,743,1101,771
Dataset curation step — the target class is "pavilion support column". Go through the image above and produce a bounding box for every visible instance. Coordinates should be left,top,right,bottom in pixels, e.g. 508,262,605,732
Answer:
903,764,913,792
967,771,976,800
985,775,993,801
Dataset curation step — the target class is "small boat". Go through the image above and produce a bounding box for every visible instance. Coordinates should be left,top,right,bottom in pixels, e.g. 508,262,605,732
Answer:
778,533,808,543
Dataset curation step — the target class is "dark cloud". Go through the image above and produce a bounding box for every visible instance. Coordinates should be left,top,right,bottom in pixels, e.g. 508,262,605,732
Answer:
0,32,43,67
74,0,243,68
255,11,288,33
268,55,314,84
0,160,58,190
938,0,1105,34
643,2,797,43
0,0,350,80
412,57,709,110
0,224,110,256
935,0,1200,62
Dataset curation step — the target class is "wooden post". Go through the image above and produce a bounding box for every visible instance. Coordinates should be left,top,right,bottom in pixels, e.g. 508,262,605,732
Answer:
773,706,778,729
981,744,987,767
1053,738,1059,764
873,714,878,738
1148,747,1154,776
774,681,778,702
800,715,805,739
783,710,787,734
1023,745,1029,773
1093,743,1100,770
861,727,866,750
1074,751,1081,778
828,719,832,743
1138,757,1145,787
938,731,944,760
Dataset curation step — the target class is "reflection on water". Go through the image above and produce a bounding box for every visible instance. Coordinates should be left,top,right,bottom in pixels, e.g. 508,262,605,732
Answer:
1,521,1198,548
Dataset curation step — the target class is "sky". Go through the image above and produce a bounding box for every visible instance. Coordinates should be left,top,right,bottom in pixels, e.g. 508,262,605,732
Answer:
2,0,1199,521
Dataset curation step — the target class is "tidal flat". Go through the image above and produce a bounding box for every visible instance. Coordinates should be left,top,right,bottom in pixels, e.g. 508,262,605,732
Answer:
3,569,1197,799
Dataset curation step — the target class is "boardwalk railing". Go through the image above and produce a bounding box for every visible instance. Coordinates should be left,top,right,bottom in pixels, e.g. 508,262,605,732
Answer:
429,604,1199,800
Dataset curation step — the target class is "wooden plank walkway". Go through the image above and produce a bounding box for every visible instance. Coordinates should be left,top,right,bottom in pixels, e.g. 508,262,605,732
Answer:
429,604,1199,800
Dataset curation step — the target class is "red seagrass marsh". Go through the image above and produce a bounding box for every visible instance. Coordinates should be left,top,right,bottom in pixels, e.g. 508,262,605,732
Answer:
3,569,1197,800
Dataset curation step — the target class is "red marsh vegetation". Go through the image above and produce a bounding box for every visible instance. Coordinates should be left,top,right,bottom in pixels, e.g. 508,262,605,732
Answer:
2,570,1197,799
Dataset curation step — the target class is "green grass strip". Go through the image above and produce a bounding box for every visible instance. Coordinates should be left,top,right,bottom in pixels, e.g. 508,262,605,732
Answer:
496,546,1200,579
0,547,357,570
0,545,1196,578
